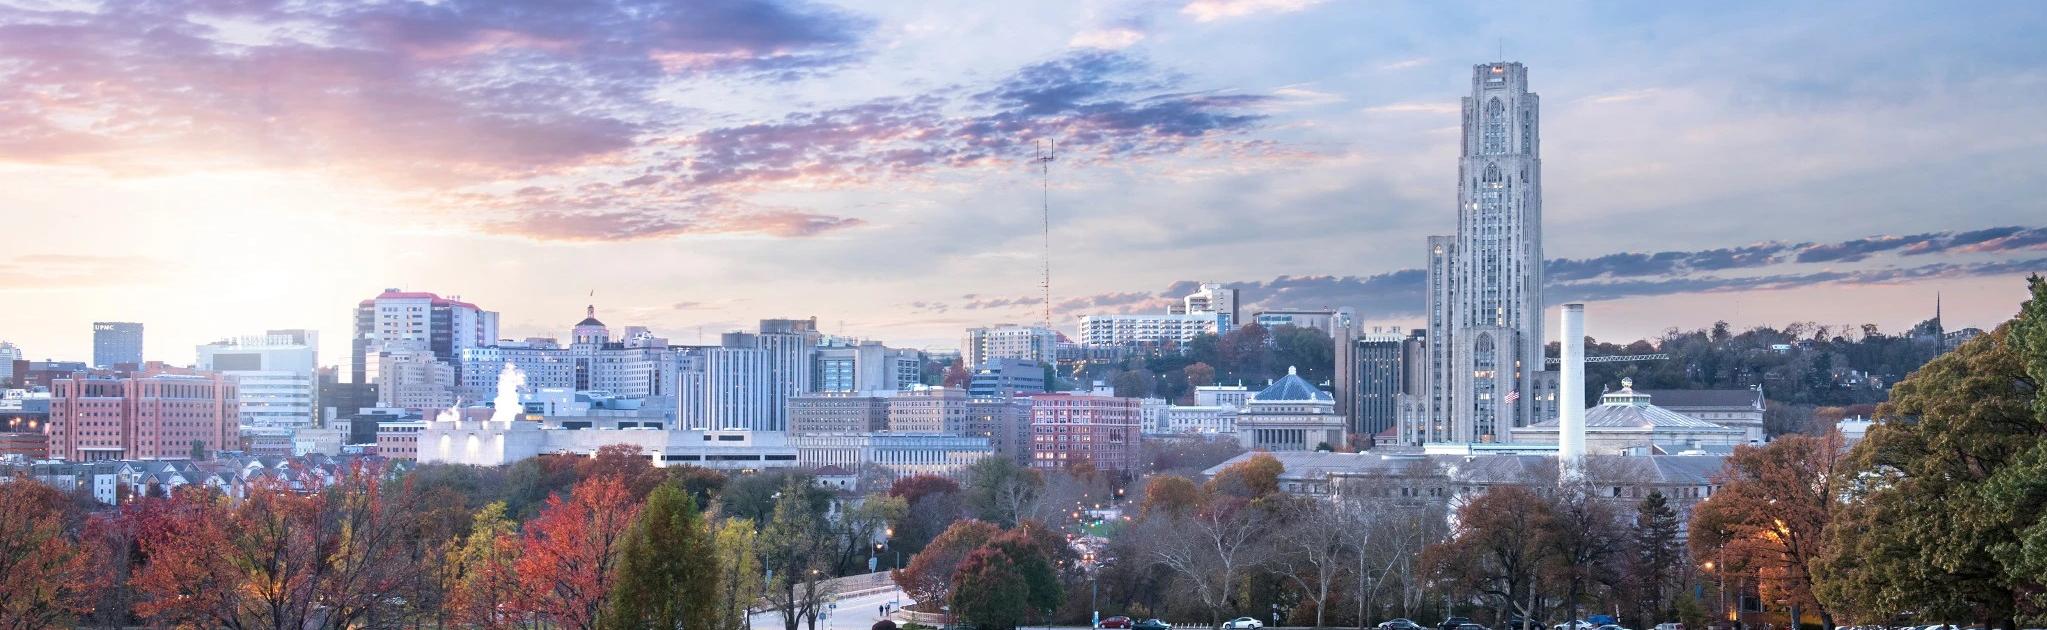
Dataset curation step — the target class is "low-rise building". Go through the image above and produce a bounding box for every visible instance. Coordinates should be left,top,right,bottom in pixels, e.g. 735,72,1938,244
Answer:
415,416,798,471
1236,367,1346,452
1636,387,1766,444
47,366,237,462
789,394,892,435
1510,380,1748,455
790,433,996,480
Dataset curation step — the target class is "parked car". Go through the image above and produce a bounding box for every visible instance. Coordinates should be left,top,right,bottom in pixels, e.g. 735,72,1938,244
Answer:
1501,616,1544,630
1556,621,1597,630
1136,619,1172,630
1381,619,1425,630
1224,618,1264,630
1594,624,1629,630
1460,624,1490,630
1440,617,1474,630
1653,623,1685,630
1100,617,1133,629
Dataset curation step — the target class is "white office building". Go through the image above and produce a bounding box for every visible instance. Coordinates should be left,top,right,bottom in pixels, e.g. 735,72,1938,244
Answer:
195,330,320,431
0,341,21,381
417,415,797,471
961,324,1059,368
1077,312,1225,346
1253,308,1356,338
790,433,996,479
814,339,923,394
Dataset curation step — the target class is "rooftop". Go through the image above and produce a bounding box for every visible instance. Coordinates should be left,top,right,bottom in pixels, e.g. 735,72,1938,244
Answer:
1251,366,1333,402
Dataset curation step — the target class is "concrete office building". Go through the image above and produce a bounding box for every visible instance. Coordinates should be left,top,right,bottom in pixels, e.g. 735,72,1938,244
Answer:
968,357,1047,397
416,415,797,471
375,349,457,412
47,366,237,461
1636,387,1767,444
963,396,1032,464
196,329,320,431
1195,385,1251,408
814,339,923,394
1509,380,1747,455
1335,329,1415,443
1028,393,1141,473
962,324,1059,368
1418,62,1552,443
888,387,969,433
1171,283,1241,332
788,394,892,435
92,322,144,368
790,433,996,480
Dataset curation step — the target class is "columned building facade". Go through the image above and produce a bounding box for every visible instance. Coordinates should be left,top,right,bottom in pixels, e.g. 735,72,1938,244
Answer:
1419,61,1548,443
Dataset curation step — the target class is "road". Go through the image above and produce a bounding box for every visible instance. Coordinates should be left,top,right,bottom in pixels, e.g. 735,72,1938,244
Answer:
748,586,915,630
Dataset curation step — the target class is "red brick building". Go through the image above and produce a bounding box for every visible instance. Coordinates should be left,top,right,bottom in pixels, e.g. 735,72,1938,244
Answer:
1028,393,1141,473
47,366,236,461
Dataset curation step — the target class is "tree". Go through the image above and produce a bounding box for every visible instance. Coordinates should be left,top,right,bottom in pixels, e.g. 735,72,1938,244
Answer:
517,476,643,630
888,474,964,559
829,493,908,576
446,502,523,630
1546,481,1629,630
132,483,322,629
0,479,100,629
1112,369,1156,398
1427,486,1554,627
664,465,728,508
1205,453,1282,500
1689,433,1845,628
1140,475,1201,518
893,519,1001,604
580,444,672,499
1185,362,1217,387
951,546,1034,630
605,482,717,630
1153,498,1273,624
944,364,972,388
1272,496,1349,627
712,518,763,630
963,457,1043,527
759,479,837,630
1628,491,1685,628
1816,277,2047,628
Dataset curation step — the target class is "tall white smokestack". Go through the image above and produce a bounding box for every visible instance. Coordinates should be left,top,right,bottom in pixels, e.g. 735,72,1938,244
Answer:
1559,303,1586,473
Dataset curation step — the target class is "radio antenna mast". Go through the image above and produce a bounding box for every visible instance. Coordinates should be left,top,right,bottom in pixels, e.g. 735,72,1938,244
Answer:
1036,140,1056,328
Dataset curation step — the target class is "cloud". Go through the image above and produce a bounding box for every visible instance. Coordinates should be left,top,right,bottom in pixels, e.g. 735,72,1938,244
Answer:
1364,101,1460,114
1070,27,1146,50
0,254,173,290
1180,0,1325,23
1115,227,2047,319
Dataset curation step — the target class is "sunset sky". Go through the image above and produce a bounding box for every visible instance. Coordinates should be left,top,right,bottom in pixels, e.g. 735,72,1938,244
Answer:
1,0,2043,366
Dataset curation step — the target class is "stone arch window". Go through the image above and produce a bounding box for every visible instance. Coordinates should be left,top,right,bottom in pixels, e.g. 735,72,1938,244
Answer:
1483,98,1508,154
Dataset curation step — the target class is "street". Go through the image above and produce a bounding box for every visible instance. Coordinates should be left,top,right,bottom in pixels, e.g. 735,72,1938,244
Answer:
748,586,915,630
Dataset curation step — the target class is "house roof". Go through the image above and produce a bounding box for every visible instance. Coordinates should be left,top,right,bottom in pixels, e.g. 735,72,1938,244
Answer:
1636,388,1763,409
1201,450,1728,487
1523,379,1740,432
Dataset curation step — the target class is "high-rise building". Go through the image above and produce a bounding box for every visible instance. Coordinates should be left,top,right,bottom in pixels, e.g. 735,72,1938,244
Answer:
1417,62,1549,442
887,387,969,433
375,349,457,412
1338,329,1415,442
788,393,892,435
92,322,144,368
1076,312,1225,346
675,323,810,432
47,366,237,461
757,318,819,431
195,329,320,431
350,289,498,385
961,324,1059,368
1028,393,1141,473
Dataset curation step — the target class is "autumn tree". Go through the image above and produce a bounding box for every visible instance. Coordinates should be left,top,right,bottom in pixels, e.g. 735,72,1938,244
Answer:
1427,486,1555,626
1688,432,1846,628
1546,482,1629,629
1185,362,1217,387
0,478,100,629
605,481,717,630
516,476,643,630
132,482,322,629
828,493,908,576
712,518,763,630
888,474,964,558
1140,474,1201,518
893,519,1001,604
1205,453,1283,500
580,444,670,499
1271,495,1350,627
951,545,1034,630
446,502,524,630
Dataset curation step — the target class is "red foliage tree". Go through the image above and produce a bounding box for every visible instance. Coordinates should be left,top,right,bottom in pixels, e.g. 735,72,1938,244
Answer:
892,519,1000,604
577,444,669,499
514,476,642,630
0,479,101,628
888,474,961,505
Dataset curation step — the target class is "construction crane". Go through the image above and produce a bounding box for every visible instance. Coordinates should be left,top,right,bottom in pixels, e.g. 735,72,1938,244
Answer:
1544,353,1670,365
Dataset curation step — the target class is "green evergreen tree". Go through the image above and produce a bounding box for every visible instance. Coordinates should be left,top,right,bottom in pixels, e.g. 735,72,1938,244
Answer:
1630,491,1683,626
604,481,718,630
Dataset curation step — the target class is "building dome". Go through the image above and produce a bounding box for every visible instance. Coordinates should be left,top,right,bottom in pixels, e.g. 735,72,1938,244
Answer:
1252,366,1334,402
575,304,605,328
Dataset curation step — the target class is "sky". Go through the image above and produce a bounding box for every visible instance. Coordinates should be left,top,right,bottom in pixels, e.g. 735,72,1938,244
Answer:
0,0,2044,367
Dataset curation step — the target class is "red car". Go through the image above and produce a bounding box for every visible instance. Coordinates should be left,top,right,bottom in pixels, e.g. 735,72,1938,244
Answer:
1100,617,1135,629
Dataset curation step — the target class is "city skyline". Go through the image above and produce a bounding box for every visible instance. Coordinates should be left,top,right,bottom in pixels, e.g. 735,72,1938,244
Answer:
1,1,2044,365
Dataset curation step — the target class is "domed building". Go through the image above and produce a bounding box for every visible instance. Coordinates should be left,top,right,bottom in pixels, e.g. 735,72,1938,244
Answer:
571,305,609,348
1509,378,1747,455
1235,366,1347,452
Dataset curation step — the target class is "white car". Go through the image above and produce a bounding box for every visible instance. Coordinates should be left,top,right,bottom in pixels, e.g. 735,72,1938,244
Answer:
1224,618,1264,630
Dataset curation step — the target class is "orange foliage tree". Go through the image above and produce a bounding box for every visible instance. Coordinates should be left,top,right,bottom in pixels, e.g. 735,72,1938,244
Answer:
514,475,642,630
0,479,101,628
1689,432,1847,627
